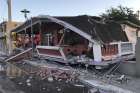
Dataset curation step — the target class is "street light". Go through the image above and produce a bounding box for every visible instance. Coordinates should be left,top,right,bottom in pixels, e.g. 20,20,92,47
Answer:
21,9,30,20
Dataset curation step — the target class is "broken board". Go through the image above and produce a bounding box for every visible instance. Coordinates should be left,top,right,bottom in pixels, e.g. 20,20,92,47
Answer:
36,46,67,63
5,48,32,62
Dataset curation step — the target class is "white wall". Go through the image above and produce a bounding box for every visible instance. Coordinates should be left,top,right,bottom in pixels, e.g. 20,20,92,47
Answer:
123,25,140,44
93,43,102,62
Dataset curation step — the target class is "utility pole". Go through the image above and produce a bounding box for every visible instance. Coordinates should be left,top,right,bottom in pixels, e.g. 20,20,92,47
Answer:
7,0,12,55
7,0,12,22
21,9,30,20
137,10,140,20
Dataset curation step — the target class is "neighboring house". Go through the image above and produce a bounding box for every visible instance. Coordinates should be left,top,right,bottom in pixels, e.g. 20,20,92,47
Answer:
11,15,135,67
136,37,140,76
0,31,6,55
0,21,22,54
0,21,22,34
120,21,140,44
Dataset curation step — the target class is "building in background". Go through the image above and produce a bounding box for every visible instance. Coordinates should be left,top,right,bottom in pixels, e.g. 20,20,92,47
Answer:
0,21,22,54
121,21,140,44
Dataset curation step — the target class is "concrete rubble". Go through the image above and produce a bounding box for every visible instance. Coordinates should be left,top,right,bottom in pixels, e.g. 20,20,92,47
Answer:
0,52,139,93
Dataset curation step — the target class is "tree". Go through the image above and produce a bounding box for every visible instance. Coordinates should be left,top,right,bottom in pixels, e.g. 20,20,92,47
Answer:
101,5,140,25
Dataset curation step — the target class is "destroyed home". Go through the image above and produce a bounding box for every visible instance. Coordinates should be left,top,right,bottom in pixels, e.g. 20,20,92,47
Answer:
11,15,135,68
1,0,140,93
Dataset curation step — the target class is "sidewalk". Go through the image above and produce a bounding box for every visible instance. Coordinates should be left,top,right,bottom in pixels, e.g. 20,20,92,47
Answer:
0,75,24,93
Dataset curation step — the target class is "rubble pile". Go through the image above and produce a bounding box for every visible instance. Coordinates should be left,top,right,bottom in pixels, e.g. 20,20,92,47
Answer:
6,59,93,93
10,71,90,93
11,72,115,93
10,59,79,81
5,58,129,93
37,67,79,81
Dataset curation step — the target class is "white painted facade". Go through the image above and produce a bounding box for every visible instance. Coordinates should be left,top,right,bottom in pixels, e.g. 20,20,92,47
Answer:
118,42,135,56
93,43,102,62
122,24,140,44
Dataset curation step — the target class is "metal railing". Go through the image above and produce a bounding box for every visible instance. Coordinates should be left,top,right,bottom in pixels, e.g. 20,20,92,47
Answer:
101,42,135,57
119,42,135,56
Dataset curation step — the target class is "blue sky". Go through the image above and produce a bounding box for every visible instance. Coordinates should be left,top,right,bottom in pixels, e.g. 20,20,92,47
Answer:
0,0,140,22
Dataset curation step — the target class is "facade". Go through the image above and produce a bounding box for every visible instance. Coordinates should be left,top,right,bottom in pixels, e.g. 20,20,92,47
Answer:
0,21,22,54
0,21,22,34
136,37,140,76
121,21,140,44
11,15,135,67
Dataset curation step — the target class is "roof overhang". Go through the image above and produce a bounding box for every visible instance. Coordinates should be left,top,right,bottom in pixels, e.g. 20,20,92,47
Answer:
12,15,97,44
38,15,97,44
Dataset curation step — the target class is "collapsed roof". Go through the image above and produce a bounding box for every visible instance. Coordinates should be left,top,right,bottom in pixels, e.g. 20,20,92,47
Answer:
12,15,128,44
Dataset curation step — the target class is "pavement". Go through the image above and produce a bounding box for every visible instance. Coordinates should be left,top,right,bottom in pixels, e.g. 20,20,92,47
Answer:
0,73,24,93
1,56,140,93
114,77,140,93
78,68,140,93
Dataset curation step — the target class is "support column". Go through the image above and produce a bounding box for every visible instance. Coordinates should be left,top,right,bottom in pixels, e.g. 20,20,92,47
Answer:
118,42,122,56
132,43,135,54
39,22,42,45
136,37,140,77
6,22,13,55
7,0,12,22
93,43,102,62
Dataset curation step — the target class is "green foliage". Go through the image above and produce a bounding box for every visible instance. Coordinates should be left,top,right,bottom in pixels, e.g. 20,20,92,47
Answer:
101,5,140,25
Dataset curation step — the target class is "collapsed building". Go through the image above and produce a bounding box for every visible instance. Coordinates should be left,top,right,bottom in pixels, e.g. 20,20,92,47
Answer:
9,15,135,68
1,15,139,93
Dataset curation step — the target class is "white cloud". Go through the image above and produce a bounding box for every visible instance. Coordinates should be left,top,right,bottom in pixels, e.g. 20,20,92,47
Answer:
123,0,140,11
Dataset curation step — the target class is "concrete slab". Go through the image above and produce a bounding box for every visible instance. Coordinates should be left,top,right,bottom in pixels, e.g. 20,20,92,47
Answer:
81,79,134,93
118,61,136,76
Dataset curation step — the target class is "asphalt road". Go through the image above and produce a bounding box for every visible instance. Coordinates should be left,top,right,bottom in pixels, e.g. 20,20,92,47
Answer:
0,73,24,93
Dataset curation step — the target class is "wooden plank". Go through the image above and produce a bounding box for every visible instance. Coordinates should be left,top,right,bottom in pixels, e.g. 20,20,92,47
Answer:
5,48,32,62
36,46,67,63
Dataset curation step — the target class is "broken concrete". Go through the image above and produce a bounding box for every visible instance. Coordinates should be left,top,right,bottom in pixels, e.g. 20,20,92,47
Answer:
81,79,133,93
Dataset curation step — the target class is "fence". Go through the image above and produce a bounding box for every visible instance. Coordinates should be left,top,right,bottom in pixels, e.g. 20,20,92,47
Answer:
101,42,135,58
